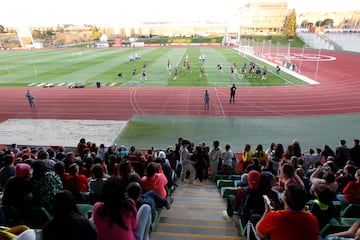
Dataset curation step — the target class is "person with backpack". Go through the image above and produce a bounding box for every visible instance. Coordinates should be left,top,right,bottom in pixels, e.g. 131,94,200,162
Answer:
222,170,262,222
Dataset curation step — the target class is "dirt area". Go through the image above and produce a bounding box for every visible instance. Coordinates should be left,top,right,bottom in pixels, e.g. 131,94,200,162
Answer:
0,119,127,148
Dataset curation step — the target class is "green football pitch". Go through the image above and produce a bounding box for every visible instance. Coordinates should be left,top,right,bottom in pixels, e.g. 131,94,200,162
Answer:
0,47,306,87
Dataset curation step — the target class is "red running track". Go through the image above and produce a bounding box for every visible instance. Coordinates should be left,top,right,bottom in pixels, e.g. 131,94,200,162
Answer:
1,50,359,122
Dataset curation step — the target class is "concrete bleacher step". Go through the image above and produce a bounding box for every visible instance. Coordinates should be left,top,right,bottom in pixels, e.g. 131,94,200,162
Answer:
151,180,239,240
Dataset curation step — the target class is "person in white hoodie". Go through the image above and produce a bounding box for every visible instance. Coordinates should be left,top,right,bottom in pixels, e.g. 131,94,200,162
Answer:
179,139,196,184
208,140,222,181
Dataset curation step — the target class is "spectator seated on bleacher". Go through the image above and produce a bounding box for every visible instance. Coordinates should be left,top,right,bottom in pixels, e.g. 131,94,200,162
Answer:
336,169,360,205
124,146,146,177
310,184,337,230
88,163,108,204
155,151,177,193
127,181,172,223
141,162,168,199
253,144,268,167
256,185,319,240
2,163,33,209
223,170,262,222
336,164,356,193
325,220,360,240
42,190,96,240
0,154,16,190
62,163,89,203
31,160,63,212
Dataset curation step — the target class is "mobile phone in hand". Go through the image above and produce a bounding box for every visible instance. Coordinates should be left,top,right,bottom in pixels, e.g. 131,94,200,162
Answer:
263,195,274,210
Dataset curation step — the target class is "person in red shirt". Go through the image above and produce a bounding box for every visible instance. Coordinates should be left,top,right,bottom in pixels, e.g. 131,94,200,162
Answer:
337,168,360,204
63,163,89,193
256,184,319,240
141,162,168,199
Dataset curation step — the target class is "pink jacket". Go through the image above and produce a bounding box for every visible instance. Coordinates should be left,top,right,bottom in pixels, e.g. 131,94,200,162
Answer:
93,199,137,240
141,173,168,198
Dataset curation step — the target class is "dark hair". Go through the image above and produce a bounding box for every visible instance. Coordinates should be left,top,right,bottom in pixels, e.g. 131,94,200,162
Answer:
315,184,333,205
99,176,134,230
52,190,81,219
323,172,336,184
255,144,263,151
92,163,104,179
285,185,307,211
181,139,191,145
146,162,156,178
32,160,49,180
3,154,14,165
54,161,65,175
259,171,274,193
281,163,295,179
213,140,220,149
38,150,49,160
119,159,132,186
225,144,231,151
127,182,142,201
345,165,356,177
69,163,79,175
274,143,284,160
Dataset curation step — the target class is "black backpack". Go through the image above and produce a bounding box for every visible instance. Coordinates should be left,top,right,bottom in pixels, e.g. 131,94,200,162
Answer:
238,187,265,226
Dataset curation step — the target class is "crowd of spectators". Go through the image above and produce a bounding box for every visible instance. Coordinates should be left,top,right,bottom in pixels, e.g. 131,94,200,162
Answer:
0,137,359,239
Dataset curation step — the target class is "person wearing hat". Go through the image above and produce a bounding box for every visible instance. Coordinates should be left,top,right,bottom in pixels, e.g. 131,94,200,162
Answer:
223,170,261,222
2,163,33,209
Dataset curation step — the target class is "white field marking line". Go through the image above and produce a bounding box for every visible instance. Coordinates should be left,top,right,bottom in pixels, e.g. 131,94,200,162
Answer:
233,48,319,85
130,87,145,114
175,50,186,67
133,88,145,114
214,87,225,116
129,88,139,114
216,88,286,116
244,101,288,116
241,52,294,85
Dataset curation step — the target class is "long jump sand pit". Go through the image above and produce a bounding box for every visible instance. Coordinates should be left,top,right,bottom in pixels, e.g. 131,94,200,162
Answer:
0,119,127,148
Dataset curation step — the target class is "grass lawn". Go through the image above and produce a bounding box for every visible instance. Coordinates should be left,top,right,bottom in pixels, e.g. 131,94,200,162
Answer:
0,47,306,87
115,114,360,153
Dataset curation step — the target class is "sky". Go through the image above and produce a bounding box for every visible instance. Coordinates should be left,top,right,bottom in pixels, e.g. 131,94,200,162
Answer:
1,0,360,27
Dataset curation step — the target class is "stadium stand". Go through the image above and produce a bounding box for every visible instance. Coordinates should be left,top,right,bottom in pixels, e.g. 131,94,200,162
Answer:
297,32,360,53
0,137,360,240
